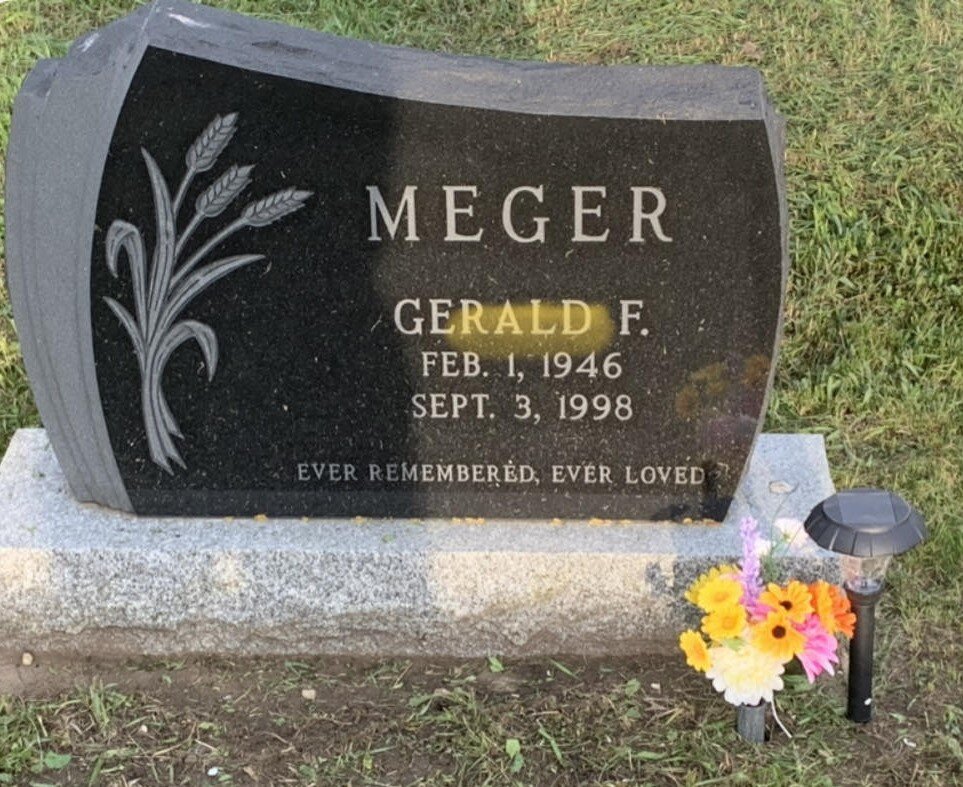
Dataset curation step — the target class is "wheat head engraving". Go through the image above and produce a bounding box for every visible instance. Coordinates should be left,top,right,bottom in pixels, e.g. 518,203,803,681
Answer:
104,112,311,473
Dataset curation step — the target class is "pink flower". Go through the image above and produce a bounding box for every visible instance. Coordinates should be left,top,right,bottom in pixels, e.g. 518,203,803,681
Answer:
746,598,772,623
796,614,840,683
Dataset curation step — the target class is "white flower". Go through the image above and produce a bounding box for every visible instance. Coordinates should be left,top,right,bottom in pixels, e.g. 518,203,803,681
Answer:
705,644,785,706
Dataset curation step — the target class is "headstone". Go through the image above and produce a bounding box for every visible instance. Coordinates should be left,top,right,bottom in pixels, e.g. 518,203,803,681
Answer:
6,0,787,520
0,1,839,661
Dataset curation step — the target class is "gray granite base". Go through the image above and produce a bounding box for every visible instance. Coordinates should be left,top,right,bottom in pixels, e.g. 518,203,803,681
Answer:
0,429,837,658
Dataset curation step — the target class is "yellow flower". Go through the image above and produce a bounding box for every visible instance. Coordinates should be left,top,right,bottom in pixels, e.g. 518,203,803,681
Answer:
701,603,748,643
679,630,711,672
685,564,739,605
759,581,814,624
751,609,806,663
695,575,743,613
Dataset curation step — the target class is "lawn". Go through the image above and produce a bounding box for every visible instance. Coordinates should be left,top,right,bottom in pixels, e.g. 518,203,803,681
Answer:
1,0,962,784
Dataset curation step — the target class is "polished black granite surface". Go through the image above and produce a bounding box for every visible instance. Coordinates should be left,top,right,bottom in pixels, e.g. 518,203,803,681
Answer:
85,44,784,519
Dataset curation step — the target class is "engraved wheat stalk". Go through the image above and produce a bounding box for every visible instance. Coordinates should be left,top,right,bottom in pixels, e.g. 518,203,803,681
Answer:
104,113,311,473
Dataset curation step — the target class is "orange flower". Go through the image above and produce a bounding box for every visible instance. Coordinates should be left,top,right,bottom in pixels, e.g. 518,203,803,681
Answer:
827,584,856,639
751,610,806,663
809,580,837,633
759,581,814,624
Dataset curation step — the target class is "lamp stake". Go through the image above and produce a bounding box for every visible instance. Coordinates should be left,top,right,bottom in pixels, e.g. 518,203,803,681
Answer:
845,584,884,723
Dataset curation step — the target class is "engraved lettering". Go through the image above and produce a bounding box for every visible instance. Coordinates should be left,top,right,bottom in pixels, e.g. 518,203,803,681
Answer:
367,185,419,241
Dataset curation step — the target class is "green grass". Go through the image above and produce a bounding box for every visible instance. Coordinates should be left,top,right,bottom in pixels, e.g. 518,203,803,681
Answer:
1,655,960,785
1,0,962,784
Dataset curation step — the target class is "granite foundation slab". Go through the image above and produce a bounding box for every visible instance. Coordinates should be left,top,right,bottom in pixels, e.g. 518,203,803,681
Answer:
0,429,837,658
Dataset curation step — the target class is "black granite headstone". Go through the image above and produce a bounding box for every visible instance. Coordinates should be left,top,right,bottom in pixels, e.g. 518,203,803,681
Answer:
6,1,787,520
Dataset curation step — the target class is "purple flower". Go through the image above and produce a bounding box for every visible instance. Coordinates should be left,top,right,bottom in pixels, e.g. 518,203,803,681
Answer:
739,515,763,606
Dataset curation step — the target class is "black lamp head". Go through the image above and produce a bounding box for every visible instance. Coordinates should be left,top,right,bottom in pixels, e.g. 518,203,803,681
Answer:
804,488,927,558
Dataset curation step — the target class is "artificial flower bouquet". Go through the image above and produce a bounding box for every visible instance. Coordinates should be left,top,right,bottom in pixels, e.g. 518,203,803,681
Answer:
679,516,856,707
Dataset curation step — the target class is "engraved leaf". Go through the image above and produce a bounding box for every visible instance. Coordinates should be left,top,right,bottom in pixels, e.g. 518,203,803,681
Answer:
185,112,238,174
145,389,185,473
159,320,219,381
142,148,176,338
161,254,265,333
195,164,253,218
159,389,183,439
105,220,148,327
150,448,174,475
142,370,185,474
241,187,312,227
103,297,145,363
156,427,185,471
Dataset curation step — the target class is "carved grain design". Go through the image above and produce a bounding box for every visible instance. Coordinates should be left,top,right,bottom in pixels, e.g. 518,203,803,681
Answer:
104,113,312,472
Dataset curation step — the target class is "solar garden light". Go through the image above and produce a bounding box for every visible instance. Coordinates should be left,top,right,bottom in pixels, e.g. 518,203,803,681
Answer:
804,489,927,723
